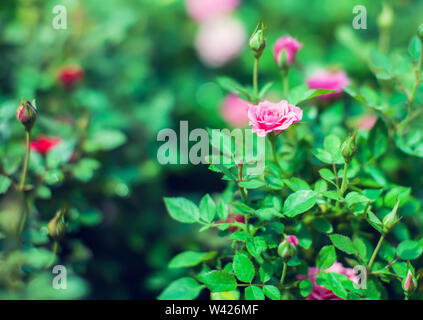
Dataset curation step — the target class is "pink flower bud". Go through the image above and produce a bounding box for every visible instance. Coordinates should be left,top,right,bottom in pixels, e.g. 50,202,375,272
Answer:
248,100,303,137
403,270,417,292
273,36,302,67
278,235,298,261
286,235,299,247
221,213,245,233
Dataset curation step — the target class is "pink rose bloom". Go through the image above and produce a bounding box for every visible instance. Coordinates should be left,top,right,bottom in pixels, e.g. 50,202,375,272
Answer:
195,16,246,68
306,70,350,101
300,262,358,300
274,36,302,65
185,0,240,22
248,100,303,137
220,94,249,127
358,115,377,130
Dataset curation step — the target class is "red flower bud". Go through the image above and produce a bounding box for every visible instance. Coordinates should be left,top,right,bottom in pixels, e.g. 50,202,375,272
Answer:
222,213,245,233
16,99,38,131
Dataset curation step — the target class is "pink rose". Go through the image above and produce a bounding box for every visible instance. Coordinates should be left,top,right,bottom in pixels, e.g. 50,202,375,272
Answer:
185,0,240,22
220,94,249,127
306,69,350,101
195,16,246,68
248,100,303,137
273,36,302,66
299,262,358,300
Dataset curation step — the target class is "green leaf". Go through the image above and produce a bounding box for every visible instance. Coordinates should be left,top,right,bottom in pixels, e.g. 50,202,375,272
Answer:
259,262,273,283
283,190,318,217
370,50,392,73
199,194,216,223
158,277,203,300
397,240,423,260
368,120,388,159
329,234,358,255
0,175,12,194
313,148,333,164
169,251,217,269
353,238,368,263
263,285,280,300
233,253,255,283
312,217,333,234
245,286,264,300
164,197,200,224
198,271,237,292
316,245,336,269
216,200,229,220
408,36,422,61
238,179,265,189
84,129,126,152
299,279,313,297
324,135,343,162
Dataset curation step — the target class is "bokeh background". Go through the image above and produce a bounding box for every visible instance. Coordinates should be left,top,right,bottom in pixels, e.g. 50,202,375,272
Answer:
0,0,422,299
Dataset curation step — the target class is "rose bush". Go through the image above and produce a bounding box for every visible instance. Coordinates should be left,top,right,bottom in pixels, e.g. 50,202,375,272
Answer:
160,19,423,300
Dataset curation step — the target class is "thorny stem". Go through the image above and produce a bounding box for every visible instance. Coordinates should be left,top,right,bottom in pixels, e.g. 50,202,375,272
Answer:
368,234,386,270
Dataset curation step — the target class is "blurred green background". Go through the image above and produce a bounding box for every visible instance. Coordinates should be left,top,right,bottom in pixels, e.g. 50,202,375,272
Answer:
0,0,422,299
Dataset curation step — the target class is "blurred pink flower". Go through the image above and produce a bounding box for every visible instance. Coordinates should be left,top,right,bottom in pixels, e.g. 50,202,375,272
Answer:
358,115,377,130
185,0,240,22
248,100,303,137
195,16,246,68
306,69,350,101
220,94,249,126
300,262,358,300
274,36,302,65
58,65,84,89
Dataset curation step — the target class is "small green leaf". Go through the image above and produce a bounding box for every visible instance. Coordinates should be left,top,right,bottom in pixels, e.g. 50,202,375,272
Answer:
397,240,423,260
245,286,264,300
199,194,216,223
158,277,203,300
316,245,336,269
198,271,237,292
216,200,229,220
263,285,280,300
0,175,12,194
169,251,217,269
329,234,358,255
312,218,333,234
164,197,200,224
368,120,388,159
283,190,318,217
299,279,313,297
233,253,255,283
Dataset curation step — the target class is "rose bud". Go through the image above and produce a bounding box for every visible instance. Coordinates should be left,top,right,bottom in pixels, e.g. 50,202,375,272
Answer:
58,65,84,88
402,269,417,293
249,22,266,58
278,235,298,261
382,199,401,234
341,130,358,163
16,99,38,131
273,36,302,69
47,210,66,239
